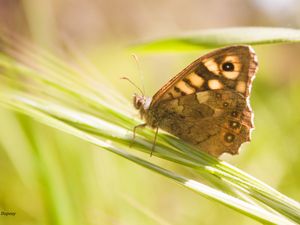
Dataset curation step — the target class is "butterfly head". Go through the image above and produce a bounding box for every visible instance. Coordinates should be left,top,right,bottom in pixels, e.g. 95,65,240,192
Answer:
121,77,151,112
133,94,152,119
133,94,152,110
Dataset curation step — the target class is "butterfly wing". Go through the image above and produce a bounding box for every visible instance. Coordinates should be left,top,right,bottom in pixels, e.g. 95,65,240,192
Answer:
151,89,253,156
151,45,258,105
148,45,258,156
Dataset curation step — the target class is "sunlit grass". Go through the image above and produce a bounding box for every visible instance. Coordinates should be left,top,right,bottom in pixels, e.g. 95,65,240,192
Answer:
131,27,300,52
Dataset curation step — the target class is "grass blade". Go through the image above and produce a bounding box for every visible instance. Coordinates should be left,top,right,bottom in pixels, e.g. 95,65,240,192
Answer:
131,27,300,52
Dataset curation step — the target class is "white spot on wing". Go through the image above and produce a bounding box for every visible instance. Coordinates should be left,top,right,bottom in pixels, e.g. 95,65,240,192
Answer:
203,58,220,75
187,72,204,88
208,79,223,90
176,80,194,94
236,81,246,93
196,92,209,103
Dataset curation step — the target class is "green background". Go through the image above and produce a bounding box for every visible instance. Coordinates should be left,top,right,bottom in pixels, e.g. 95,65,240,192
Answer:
0,1,300,225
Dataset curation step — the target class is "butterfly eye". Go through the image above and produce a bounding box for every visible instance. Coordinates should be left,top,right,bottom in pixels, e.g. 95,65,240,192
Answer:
222,62,234,71
134,100,142,109
133,95,142,109
136,101,142,108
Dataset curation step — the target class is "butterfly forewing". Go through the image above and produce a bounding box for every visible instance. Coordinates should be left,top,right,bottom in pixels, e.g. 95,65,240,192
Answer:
151,46,257,106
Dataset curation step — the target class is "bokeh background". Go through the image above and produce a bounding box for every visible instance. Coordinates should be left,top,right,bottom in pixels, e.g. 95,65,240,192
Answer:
0,0,300,225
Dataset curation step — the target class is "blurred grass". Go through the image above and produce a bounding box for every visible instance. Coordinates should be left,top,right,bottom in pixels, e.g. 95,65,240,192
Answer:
131,27,300,52
0,27,300,225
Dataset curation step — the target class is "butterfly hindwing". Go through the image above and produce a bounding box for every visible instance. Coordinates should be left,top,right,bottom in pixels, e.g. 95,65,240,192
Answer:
150,89,253,157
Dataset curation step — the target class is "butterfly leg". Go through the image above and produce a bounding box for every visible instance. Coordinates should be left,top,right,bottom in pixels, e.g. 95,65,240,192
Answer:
150,127,159,157
130,123,147,147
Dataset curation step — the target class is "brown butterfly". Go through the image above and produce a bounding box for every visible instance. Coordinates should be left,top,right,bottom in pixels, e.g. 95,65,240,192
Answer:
133,45,258,157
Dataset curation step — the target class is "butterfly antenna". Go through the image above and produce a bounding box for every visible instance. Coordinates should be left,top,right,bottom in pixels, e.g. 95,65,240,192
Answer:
120,77,144,96
132,54,146,96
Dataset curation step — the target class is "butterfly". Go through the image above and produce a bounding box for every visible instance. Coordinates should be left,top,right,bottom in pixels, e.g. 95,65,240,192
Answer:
133,45,258,157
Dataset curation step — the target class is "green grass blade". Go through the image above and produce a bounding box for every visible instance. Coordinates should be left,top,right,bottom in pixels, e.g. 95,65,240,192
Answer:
131,27,300,52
